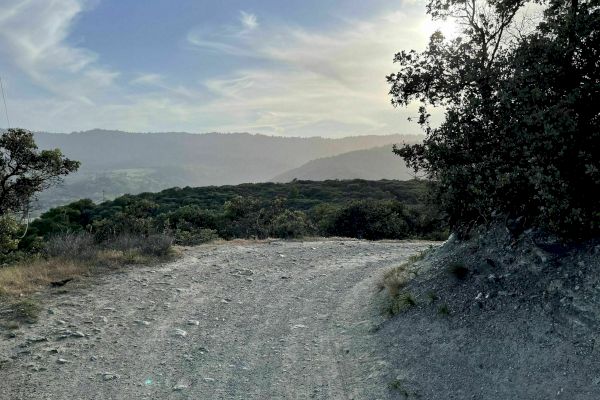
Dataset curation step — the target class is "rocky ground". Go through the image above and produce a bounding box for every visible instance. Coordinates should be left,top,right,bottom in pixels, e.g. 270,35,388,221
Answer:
2,233,598,400
377,225,600,400
0,239,435,400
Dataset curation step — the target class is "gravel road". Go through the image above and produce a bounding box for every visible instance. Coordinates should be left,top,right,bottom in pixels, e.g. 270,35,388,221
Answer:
0,239,434,399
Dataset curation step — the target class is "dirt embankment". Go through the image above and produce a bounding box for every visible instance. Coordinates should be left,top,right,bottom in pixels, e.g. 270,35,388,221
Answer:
0,239,434,400
377,226,600,400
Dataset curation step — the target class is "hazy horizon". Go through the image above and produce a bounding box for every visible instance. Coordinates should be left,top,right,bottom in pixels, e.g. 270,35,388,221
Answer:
34,128,425,139
0,0,448,137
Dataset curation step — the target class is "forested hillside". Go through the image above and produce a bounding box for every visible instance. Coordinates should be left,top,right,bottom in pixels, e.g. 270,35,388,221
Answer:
33,130,423,211
23,179,447,251
272,146,415,182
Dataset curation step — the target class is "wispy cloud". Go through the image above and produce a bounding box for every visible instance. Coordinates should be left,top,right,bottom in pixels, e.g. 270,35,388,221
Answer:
188,9,436,136
0,2,438,136
0,0,118,105
239,11,258,31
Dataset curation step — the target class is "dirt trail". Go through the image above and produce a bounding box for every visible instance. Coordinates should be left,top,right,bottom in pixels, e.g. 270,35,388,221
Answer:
0,239,433,399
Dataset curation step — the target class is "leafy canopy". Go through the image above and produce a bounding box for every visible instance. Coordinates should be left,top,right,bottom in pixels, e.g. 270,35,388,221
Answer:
0,128,80,216
389,0,599,238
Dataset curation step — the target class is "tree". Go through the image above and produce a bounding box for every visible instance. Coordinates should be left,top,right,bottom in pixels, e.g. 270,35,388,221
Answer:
0,128,80,217
388,0,599,237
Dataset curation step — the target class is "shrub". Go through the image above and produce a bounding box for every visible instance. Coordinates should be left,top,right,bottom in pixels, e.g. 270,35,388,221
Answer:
270,210,312,239
326,200,411,240
44,232,97,261
173,227,219,245
138,234,173,256
104,233,173,257
382,264,413,298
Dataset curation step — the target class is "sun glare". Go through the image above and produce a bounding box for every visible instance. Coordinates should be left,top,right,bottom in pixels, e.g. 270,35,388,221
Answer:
422,17,459,39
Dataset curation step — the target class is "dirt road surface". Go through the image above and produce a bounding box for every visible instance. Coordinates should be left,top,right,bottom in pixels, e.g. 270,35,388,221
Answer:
0,240,434,399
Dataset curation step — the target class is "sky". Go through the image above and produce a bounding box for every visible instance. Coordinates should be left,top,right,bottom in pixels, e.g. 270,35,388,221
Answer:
0,0,453,137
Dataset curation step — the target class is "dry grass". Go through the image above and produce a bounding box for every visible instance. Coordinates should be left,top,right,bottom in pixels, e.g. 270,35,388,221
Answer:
381,263,416,298
0,257,90,296
0,248,173,297
388,292,417,315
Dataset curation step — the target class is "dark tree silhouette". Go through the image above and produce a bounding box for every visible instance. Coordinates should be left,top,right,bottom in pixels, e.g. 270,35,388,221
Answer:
388,0,599,237
0,128,80,216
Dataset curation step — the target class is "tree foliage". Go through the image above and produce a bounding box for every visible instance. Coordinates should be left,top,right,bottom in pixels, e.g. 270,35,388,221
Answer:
0,128,80,216
389,0,599,238
21,180,448,249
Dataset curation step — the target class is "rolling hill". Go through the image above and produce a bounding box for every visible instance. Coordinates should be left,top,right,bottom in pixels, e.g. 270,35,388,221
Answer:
32,130,423,211
271,145,415,182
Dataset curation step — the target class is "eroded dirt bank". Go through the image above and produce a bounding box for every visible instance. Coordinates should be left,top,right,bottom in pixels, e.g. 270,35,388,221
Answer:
0,239,433,400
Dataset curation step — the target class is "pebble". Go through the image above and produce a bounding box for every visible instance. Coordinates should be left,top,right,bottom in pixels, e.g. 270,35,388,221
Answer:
174,329,188,337
27,364,47,372
26,336,48,343
102,373,119,381
57,330,86,340
187,320,200,326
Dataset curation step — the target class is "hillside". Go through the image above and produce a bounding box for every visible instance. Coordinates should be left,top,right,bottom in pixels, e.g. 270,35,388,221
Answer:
32,130,423,211
94,179,430,212
271,146,415,182
25,179,448,247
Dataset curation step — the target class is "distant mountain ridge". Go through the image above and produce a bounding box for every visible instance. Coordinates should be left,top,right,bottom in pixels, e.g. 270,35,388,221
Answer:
271,145,416,182
32,129,423,211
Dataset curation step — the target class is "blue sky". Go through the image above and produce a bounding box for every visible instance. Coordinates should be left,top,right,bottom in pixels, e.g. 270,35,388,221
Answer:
0,0,448,137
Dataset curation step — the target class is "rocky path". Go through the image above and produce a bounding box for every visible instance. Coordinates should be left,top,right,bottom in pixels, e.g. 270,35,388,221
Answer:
0,239,433,399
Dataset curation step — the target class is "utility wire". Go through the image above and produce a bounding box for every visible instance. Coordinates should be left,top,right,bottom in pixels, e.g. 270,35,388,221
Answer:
0,76,10,129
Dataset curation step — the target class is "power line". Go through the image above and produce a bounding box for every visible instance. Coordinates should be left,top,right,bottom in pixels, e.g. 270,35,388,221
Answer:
0,76,10,129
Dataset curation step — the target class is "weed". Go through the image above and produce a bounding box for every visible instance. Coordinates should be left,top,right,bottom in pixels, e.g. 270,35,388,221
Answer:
407,250,426,264
388,292,417,315
388,378,420,398
382,264,414,298
438,303,450,315
426,291,438,304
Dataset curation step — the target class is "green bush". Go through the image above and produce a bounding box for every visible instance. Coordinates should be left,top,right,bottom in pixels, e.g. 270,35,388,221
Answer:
271,210,312,239
389,0,599,239
15,180,449,257
173,227,219,245
326,200,411,240
0,216,20,256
